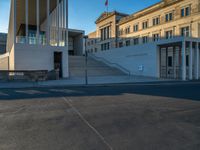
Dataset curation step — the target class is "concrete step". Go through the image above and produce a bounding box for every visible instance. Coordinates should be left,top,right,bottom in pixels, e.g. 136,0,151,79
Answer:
69,56,125,77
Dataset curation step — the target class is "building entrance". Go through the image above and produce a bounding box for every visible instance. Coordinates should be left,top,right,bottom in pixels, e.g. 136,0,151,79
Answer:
54,52,62,77
160,46,181,79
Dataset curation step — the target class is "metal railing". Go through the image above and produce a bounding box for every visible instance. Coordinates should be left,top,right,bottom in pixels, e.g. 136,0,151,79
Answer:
89,54,131,76
16,36,47,45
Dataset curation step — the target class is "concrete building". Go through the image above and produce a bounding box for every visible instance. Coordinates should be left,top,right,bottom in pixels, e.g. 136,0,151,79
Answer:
0,0,68,78
68,29,85,56
86,0,200,80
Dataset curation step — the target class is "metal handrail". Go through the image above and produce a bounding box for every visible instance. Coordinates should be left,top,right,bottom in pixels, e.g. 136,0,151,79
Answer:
89,54,131,76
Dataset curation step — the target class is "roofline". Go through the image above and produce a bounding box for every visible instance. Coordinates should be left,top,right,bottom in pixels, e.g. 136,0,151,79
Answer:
118,0,182,25
68,28,85,34
95,11,129,24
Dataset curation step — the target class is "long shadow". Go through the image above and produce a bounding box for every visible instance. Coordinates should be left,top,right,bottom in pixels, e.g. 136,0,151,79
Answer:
0,81,200,101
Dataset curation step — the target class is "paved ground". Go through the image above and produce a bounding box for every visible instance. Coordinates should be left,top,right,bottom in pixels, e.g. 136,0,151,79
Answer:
0,81,200,150
0,75,171,89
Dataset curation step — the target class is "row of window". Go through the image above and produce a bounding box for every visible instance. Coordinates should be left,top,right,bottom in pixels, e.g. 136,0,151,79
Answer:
118,26,190,47
101,42,110,51
87,26,190,52
119,6,191,36
87,39,97,46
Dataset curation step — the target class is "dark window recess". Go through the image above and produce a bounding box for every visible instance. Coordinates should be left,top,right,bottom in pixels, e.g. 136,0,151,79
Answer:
168,56,173,67
186,55,189,67
126,40,130,46
119,42,123,48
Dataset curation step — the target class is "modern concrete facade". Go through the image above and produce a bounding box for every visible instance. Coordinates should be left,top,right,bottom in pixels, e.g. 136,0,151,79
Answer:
0,0,68,78
86,0,200,80
68,29,85,56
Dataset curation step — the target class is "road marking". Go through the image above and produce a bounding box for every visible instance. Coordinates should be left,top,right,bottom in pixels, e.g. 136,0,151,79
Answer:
62,97,113,150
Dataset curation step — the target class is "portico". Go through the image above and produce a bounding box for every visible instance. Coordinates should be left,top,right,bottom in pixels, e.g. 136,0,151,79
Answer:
159,37,200,80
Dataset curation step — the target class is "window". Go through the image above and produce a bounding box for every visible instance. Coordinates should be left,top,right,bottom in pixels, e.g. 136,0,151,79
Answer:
133,24,138,32
165,12,173,22
168,56,173,67
101,44,103,51
181,26,190,37
101,43,110,51
133,38,139,45
153,34,159,41
153,17,160,26
126,40,130,46
142,36,148,43
119,42,123,48
142,21,148,29
118,29,123,36
165,30,173,39
181,6,190,17
125,27,130,34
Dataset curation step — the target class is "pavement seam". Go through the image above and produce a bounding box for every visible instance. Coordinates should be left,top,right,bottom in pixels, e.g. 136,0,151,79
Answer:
62,97,113,150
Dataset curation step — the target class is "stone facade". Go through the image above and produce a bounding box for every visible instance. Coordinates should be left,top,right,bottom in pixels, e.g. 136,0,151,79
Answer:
86,0,200,52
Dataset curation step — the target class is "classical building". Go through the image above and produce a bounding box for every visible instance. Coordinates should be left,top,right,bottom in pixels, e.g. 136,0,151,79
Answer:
0,0,68,78
86,0,200,80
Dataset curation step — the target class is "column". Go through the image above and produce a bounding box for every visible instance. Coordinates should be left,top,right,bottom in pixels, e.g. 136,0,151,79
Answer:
195,42,199,79
25,0,29,44
57,0,59,46
189,41,193,80
173,46,176,79
65,0,68,47
182,41,186,80
14,0,17,44
47,0,50,45
36,0,39,44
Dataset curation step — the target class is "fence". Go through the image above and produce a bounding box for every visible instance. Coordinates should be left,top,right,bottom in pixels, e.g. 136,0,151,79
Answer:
0,70,49,82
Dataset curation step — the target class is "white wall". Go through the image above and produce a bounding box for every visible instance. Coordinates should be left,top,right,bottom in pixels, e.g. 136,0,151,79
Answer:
14,44,69,78
92,42,159,77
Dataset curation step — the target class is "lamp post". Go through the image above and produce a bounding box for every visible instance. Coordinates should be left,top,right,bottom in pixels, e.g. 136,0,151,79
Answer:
84,36,88,85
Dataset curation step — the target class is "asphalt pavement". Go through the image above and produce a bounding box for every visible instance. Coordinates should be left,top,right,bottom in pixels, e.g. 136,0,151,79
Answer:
0,81,200,150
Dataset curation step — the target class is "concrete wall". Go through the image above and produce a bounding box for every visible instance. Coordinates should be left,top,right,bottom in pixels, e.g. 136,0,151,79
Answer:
0,53,9,70
92,42,159,77
74,34,84,56
14,44,69,78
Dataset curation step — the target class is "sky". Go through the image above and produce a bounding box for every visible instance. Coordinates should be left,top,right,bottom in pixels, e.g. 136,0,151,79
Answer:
0,0,161,34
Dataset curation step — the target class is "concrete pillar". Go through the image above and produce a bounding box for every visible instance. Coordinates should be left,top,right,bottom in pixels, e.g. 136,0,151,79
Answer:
57,0,59,46
25,0,28,44
182,41,186,80
14,0,17,44
65,0,68,47
36,0,39,44
189,41,193,80
47,0,50,45
195,42,199,79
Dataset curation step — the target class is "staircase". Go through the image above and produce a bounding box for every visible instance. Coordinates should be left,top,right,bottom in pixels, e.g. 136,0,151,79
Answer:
69,56,125,77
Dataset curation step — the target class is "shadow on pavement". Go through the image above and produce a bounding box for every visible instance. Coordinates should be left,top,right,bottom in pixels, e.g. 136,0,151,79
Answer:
0,81,200,101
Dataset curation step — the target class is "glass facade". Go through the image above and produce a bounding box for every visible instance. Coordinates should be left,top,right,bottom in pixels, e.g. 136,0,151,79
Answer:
15,0,67,47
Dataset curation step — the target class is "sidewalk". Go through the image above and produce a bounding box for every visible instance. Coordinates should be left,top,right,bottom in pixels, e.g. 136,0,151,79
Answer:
0,75,174,89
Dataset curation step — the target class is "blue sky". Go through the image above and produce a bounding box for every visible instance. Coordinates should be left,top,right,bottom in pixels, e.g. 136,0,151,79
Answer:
0,0,161,34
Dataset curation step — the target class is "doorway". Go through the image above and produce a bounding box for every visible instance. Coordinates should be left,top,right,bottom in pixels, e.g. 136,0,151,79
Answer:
160,46,181,79
54,52,62,78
